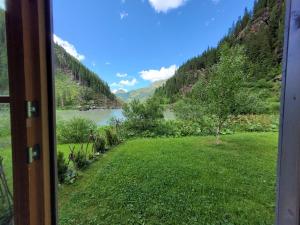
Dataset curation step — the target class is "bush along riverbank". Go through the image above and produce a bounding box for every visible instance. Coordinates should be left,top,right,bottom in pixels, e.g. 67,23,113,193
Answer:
56,117,121,185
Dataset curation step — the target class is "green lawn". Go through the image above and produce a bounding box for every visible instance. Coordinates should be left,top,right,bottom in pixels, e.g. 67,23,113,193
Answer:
58,132,278,225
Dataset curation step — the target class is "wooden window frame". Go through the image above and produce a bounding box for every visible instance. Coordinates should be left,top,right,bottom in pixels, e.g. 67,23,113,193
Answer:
4,0,57,224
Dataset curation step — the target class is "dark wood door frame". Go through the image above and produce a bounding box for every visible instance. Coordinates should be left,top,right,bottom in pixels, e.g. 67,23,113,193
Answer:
5,0,57,224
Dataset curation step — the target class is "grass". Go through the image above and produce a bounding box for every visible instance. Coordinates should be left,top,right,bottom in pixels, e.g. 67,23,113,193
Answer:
0,143,93,193
58,132,278,225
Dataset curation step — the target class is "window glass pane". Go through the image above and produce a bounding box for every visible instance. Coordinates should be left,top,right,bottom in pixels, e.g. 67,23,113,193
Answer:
54,0,282,224
0,103,13,225
0,0,8,96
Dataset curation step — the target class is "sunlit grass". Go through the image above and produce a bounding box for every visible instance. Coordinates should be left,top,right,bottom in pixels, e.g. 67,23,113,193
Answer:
58,132,278,225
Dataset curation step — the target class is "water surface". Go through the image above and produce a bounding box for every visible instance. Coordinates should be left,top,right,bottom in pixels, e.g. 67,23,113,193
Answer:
56,109,175,126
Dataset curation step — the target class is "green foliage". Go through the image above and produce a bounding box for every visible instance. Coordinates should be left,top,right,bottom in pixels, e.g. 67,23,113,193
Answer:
69,145,91,170
154,0,285,105
105,128,119,147
0,10,8,96
59,133,278,225
123,98,164,131
119,113,277,139
0,106,10,138
57,152,69,183
57,117,97,144
55,71,82,109
73,151,89,170
94,135,106,153
173,98,205,122
229,114,279,132
192,44,251,141
54,45,116,105
234,90,268,114
155,48,218,101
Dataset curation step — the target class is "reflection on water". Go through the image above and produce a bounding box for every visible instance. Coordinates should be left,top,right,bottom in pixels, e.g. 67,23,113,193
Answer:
56,109,175,126
56,109,124,126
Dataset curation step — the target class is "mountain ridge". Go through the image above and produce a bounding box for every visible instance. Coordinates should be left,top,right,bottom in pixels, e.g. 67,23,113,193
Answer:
154,0,285,106
116,80,166,102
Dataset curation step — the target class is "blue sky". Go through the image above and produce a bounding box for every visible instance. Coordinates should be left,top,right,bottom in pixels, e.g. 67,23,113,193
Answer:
53,0,254,93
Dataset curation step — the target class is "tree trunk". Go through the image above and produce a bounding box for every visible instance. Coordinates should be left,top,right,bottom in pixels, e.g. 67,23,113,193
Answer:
216,125,221,145
61,97,64,109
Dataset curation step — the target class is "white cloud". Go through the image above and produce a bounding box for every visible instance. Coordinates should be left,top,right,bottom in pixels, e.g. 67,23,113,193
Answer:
92,62,96,67
53,34,85,61
116,73,128,78
105,62,111,65
148,0,187,13
140,65,177,82
110,78,138,88
121,0,126,3
120,11,129,20
120,78,138,86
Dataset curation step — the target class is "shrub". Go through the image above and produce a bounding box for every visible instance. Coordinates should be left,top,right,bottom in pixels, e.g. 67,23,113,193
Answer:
173,99,205,123
73,150,89,169
57,117,97,144
228,114,279,132
57,152,68,183
123,98,164,132
0,107,10,137
69,145,90,170
119,113,278,139
105,129,119,146
94,136,106,153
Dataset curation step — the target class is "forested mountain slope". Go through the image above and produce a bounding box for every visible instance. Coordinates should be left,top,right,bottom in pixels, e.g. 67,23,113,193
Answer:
0,9,119,109
154,0,285,108
54,45,120,109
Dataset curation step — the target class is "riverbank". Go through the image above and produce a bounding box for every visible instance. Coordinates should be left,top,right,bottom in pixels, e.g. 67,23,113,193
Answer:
56,108,176,126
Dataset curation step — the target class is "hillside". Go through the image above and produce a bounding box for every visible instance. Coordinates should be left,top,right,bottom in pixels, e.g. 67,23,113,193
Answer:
0,9,119,109
154,0,285,110
54,45,120,109
116,80,165,102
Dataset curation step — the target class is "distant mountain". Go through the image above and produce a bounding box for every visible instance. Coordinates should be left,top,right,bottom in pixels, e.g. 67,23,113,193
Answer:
0,8,119,109
54,45,120,109
154,0,285,107
117,80,166,102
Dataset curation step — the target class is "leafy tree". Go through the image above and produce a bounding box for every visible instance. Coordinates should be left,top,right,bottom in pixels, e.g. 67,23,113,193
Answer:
154,0,285,104
173,98,205,123
193,44,249,144
54,45,116,103
123,98,164,131
55,71,81,109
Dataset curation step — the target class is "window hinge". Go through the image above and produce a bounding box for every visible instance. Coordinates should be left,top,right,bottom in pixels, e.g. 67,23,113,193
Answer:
26,101,39,118
27,144,41,164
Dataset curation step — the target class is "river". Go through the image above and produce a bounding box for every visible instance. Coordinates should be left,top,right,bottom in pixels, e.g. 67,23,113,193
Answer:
56,109,175,126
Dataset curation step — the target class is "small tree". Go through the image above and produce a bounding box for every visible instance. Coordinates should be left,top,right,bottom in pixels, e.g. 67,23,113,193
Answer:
123,98,164,131
195,44,249,144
